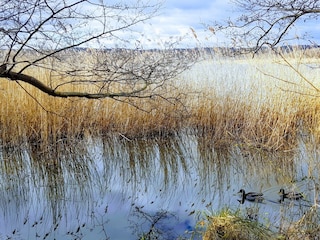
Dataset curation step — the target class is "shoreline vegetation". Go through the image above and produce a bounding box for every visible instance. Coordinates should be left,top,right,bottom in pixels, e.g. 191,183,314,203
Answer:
1,47,320,239
1,47,320,151
199,205,320,240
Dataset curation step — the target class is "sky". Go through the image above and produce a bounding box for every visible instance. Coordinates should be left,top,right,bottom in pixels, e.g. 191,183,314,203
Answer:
138,0,232,48
133,0,320,49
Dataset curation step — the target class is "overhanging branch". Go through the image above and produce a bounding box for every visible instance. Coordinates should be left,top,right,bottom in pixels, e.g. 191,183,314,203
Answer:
0,67,150,99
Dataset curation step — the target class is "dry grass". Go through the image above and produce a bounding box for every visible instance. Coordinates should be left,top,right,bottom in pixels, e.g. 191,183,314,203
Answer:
1,49,320,150
277,204,320,240
282,206,320,240
201,208,274,240
186,49,320,151
201,205,320,240
0,50,190,147
190,91,320,151
0,78,185,147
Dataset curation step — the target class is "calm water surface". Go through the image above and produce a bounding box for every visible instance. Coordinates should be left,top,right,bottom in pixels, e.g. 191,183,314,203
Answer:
0,134,319,239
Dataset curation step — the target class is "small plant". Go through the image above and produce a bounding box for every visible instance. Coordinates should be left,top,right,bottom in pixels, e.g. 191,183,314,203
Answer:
201,208,274,240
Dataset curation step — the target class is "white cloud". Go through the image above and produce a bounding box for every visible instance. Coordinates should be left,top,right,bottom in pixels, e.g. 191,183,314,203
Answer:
133,0,233,48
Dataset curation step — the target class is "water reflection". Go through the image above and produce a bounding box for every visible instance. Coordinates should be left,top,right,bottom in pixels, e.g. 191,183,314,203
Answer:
0,134,319,239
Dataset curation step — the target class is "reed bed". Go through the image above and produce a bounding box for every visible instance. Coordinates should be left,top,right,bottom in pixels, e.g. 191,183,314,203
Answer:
0,68,186,148
1,49,320,151
186,50,320,151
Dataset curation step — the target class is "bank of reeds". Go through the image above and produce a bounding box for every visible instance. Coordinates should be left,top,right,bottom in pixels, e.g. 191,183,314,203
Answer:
191,91,320,151
1,50,320,150
0,77,185,147
187,49,320,151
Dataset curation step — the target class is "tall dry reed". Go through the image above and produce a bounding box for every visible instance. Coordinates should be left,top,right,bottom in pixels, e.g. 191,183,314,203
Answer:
0,66,187,147
1,49,320,151
186,49,320,151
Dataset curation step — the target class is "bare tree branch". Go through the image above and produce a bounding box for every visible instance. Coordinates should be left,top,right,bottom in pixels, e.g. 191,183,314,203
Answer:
0,0,197,99
213,0,320,52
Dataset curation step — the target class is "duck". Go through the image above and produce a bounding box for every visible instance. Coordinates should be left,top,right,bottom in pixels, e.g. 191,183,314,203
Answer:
238,189,264,203
279,188,303,201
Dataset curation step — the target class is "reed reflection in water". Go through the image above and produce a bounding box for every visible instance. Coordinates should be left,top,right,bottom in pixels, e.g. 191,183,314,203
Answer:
0,134,319,239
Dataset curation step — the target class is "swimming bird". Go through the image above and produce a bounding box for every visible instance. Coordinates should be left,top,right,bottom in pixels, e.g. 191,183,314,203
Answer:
238,189,264,203
279,188,303,201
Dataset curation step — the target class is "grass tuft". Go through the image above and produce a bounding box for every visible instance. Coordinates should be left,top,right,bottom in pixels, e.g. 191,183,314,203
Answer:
201,208,274,240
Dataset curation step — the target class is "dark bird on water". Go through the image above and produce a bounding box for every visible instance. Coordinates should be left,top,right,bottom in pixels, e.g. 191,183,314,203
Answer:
279,188,303,201
238,189,264,203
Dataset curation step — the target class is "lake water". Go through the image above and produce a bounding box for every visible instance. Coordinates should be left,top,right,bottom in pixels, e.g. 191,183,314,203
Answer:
0,133,319,239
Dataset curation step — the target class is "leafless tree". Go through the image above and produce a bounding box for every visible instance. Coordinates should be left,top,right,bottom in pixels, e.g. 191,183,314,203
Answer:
214,0,320,53
0,0,197,100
